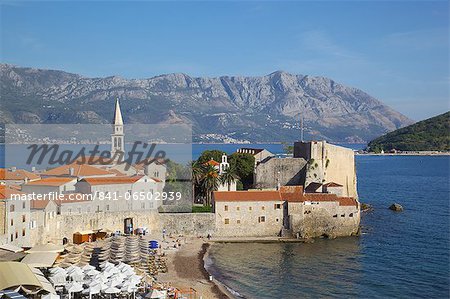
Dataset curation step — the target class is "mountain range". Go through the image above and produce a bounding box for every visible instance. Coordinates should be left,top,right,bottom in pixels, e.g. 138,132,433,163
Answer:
0,64,413,143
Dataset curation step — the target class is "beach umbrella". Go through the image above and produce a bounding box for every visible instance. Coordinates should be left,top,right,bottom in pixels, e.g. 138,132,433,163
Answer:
121,283,138,299
82,264,96,272
104,286,121,299
86,269,100,276
42,294,60,299
66,282,83,299
82,284,101,299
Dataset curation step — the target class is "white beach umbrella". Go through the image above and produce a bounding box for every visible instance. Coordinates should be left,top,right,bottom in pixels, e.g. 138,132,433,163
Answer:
147,289,167,299
82,283,102,299
66,282,83,299
104,286,121,299
42,294,61,299
86,269,100,276
82,264,96,272
49,267,67,275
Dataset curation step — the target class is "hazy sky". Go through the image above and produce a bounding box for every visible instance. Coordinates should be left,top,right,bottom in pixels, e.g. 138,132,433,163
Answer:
1,1,448,121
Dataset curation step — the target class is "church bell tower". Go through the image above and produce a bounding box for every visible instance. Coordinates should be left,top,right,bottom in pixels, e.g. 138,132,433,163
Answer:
111,98,124,158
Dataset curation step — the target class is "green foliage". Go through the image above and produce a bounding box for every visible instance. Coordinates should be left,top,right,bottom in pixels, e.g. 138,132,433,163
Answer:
228,152,255,189
192,205,212,213
163,159,191,198
368,111,450,152
282,142,294,155
197,150,225,164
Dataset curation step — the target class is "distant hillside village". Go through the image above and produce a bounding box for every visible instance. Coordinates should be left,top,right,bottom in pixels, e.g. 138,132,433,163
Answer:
0,100,360,250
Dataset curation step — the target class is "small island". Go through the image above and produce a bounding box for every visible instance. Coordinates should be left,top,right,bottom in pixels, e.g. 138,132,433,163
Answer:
367,111,450,153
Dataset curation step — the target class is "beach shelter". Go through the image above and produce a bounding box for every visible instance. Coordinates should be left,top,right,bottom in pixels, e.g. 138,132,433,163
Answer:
82,284,101,299
21,252,59,268
26,243,64,253
0,262,42,293
82,264,96,272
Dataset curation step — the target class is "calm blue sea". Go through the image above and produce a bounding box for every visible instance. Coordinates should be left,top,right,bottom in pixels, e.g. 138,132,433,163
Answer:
206,155,450,298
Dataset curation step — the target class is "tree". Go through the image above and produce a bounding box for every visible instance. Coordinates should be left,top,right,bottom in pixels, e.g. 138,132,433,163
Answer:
220,164,240,191
191,160,205,203
201,164,220,206
228,152,255,189
197,150,224,165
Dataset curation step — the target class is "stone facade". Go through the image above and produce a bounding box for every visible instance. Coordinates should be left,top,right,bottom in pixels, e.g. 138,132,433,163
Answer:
28,211,214,245
294,141,358,198
215,199,284,237
289,201,360,238
254,157,307,189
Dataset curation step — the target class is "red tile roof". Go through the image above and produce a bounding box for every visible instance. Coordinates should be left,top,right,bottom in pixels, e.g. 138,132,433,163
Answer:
0,168,40,181
42,163,114,177
204,159,220,167
213,190,282,202
79,175,144,186
25,177,76,187
0,186,26,200
216,185,358,207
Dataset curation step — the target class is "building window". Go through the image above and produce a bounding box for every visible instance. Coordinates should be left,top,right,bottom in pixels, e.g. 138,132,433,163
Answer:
22,215,26,223
22,229,26,237
10,205,15,212
22,202,26,209
261,206,265,210
249,206,252,211
341,214,345,217
10,234,13,242
15,232,18,239
274,204,281,210
236,206,240,211
106,205,110,211
10,219,13,226
224,218,230,224
276,218,279,222
237,220,241,224
141,202,145,209
333,214,337,218
349,213,354,217
258,216,266,223
224,205,228,211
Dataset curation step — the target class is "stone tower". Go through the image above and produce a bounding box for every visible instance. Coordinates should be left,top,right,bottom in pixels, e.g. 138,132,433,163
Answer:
111,98,124,157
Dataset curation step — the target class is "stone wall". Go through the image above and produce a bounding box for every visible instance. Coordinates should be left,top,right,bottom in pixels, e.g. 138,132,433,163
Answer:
294,141,358,198
254,157,307,189
30,211,215,245
215,201,284,237
289,201,360,238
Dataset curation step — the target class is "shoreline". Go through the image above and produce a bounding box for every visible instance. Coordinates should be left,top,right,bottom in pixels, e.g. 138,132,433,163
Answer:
156,237,235,299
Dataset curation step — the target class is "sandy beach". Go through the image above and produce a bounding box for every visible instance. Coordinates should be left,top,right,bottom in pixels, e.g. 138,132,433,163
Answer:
157,237,234,299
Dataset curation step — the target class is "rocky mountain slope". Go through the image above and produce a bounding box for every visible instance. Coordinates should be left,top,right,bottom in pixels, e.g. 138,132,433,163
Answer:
0,64,413,142
368,111,450,152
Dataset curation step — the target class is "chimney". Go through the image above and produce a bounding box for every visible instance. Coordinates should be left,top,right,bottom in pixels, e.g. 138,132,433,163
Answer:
69,167,75,176
11,167,16,172
31,166,36,172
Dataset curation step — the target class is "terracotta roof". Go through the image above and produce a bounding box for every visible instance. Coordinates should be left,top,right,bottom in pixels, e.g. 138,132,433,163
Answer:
107,169,127,176
0,168,40,181
280,186,305,202
337,197,358,206
79,175,144,186
0,186,26,200
25,177,75,187
57,194,92,204
323,182,343,187
42,163,113,177
151,177,162,183
213,190,282,202
204,159,220,167
30,199,53,209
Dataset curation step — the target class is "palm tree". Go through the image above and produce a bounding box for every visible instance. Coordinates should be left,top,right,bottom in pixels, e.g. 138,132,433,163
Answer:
191,161,204,203
220,165,240,191
201,164,220,207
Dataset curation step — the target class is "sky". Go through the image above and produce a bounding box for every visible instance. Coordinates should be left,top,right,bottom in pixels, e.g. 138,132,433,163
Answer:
1,1,449,121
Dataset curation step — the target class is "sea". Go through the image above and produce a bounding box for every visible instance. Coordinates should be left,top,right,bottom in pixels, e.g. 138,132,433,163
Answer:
205,154,450,298
1,144,449,298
